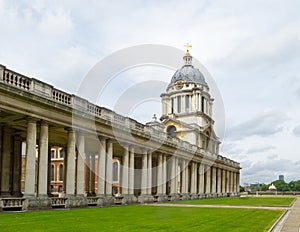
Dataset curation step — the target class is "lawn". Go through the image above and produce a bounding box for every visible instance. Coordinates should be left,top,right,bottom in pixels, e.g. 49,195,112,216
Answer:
171,197,295,207
0,205,283,232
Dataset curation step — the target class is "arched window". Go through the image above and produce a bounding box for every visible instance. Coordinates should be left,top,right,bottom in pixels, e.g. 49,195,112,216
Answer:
51,165,54,181
113,161,119,182
59,164,64,181
185,95,189,112
59,149,64,158
51,150,55,159
167,125,177,137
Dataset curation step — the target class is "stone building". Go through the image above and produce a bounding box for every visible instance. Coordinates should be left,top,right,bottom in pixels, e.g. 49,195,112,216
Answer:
0,49,240,211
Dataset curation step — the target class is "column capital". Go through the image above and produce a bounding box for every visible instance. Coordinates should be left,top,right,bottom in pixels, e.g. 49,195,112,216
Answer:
64,127,74,132
26,116,38,123
40,120,50,126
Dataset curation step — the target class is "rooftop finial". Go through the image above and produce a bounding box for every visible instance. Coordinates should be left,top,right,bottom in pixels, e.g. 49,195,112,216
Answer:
184,43,192,56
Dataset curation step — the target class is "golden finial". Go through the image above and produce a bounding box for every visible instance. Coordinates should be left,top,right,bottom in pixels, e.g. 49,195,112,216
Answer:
184,43,192,56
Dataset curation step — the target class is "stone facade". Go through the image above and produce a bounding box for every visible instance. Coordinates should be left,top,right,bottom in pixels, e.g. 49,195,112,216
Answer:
0,54,240,211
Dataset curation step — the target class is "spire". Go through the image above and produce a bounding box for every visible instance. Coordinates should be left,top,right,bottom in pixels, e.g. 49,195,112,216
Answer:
183,43,193,66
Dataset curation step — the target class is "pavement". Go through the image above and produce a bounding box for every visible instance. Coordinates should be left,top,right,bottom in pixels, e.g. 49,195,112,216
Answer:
278,197,300,232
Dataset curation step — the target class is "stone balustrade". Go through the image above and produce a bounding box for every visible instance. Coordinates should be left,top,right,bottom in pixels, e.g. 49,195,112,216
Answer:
1,198,24,211
51,197,67,208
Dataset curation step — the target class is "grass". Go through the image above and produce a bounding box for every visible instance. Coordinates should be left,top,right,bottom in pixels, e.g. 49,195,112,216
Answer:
170,197,295,207
0,205,283,232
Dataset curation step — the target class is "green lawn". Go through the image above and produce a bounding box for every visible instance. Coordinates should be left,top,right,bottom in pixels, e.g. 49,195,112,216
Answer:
171,197,295,206
0,205,283,232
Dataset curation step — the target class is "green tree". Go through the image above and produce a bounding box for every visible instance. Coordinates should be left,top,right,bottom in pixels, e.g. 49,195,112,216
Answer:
271,180,289,192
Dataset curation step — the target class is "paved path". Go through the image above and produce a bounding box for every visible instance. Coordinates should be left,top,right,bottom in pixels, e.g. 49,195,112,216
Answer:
279,198,300,232
151,203,289,210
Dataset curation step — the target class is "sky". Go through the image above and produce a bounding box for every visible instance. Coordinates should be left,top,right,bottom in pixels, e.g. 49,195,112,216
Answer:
1,0,300,184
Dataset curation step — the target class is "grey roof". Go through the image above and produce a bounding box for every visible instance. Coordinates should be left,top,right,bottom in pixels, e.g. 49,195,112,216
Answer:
170,65,207,86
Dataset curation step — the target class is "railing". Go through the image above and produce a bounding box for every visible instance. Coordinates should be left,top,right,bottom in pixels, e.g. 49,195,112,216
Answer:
1,198,24,211
52,89,72,105
51,197,67,208
87,197,98,206
3,70,31,90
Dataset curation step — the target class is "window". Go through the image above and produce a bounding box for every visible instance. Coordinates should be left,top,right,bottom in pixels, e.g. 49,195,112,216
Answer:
177,96,181,113
51,165,54,181
201,96,205,112
113,161,119,182
58,186,63,193
59,164,64,181
51,150,55,159
171,98,174,114
59,149,64,158
50,185,54,193
167,125,177,137
185,95,189,112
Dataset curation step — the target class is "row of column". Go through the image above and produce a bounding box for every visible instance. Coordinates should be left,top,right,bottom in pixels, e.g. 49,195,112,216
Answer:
1,119,239,198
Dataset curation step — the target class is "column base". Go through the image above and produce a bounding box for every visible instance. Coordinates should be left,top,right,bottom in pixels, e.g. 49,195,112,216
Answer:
179,193,191,201
122,194,138,205
138,195,154,204
189,193,198,200
167,194,180,201
66,195,88,208
153,194,168,202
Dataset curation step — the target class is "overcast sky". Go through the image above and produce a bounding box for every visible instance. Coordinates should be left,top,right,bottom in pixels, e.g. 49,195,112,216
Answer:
1,0,300,184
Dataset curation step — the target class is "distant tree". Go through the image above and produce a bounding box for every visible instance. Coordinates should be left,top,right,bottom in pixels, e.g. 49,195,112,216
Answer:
259,184,269,191
272,180,289,191
240,186,245,192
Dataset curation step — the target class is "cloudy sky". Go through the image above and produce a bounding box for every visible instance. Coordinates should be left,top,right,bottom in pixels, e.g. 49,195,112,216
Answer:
1,0,300,184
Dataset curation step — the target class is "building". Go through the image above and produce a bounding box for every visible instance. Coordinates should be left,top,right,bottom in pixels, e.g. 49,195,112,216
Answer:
0,47,240,211
279,175,284,181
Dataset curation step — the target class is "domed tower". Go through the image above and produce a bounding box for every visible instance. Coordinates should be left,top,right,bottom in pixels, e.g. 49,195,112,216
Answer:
160,44,220,153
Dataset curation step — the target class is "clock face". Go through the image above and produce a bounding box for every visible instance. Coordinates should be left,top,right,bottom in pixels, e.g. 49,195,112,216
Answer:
175,80,184,90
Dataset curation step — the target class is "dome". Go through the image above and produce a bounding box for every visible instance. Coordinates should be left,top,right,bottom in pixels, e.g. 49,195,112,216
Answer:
170,65,207,86
269,184,276,190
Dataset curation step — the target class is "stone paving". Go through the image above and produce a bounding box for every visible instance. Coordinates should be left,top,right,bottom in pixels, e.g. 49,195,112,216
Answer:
280,198,300,232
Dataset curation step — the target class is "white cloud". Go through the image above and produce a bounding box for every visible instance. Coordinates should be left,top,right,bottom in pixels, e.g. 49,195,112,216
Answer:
1,0,300,184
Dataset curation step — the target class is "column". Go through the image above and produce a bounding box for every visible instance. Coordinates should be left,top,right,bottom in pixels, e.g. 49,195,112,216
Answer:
170,156,176,194
237,172,240,193
181,160,186,194
105,140,113,195
190,162,195,194
174,157,179,194
1,126,12,196
147,151,152,195
231,171,234,193
162,154,167,195
198,164,205,194
233,172,237,194
226,170,230,193
211,167,217,194
90,154,95,194
85,154,91,193
76,133,85,196
38,121,49,196
122,145,129,195
217,168,222,194
221,169,225,194
141,149,148,195
205,166,211,194
66,128,76,195
24,119,37,196
128,146,134,195
12,136,22,196
157,153,163,194
97,137,106,195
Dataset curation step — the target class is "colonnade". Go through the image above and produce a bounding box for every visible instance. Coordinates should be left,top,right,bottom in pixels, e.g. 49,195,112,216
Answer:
0,119,240,206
